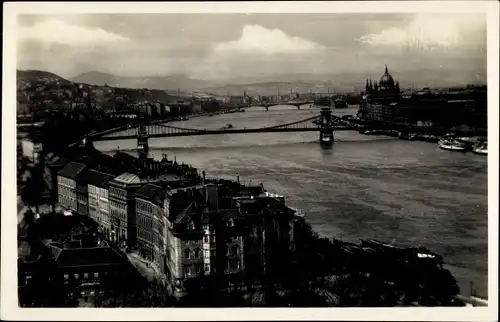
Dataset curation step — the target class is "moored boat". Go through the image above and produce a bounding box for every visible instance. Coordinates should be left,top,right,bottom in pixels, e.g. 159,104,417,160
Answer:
438,139,470,152
472,142,487,155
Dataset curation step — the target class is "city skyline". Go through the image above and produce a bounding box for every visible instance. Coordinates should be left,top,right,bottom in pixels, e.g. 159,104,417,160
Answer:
17,13,486,81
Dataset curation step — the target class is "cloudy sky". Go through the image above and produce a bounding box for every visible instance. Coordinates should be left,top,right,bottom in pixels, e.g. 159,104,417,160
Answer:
17,13,486,80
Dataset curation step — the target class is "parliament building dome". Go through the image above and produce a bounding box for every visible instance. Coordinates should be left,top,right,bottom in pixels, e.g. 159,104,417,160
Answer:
379,65,395,88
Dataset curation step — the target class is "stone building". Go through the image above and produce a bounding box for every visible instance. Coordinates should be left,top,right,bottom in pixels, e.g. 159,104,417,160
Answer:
57,162,87,213
360,65,401,122
161,181,297,299
108,173,143,248
135,183,167,271
87,170,116,239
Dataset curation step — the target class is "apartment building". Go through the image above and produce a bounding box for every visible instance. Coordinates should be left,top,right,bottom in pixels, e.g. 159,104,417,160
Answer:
135,184,167,271
109,173,143,248
57,162,87,213
87,170,116,239
161,181,296,298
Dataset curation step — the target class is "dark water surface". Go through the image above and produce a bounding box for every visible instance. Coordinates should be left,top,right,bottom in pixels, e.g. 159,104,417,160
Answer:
95,106,488,298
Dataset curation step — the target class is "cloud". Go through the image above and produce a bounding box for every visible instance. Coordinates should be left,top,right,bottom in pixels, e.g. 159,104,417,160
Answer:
356,14,485,50
18,19,130,47
213,24,325,55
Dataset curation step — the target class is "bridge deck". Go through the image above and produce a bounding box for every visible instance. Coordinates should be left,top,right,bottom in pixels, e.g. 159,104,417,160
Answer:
92,126,355,141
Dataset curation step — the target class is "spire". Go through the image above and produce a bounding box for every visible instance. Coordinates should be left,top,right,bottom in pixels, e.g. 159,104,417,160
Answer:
369,79,373,89
365,79,369,92
385,64,388,74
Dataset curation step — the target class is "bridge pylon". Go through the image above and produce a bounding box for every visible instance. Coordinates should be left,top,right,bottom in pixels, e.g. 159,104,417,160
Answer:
137,121,149,159
319,107,334,144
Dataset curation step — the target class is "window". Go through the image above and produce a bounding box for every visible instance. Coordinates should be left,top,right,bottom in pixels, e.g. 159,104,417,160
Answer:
74,273,79,279
204,264,210,273
185,267,192,276
204,250,210,258
194,248,200,258
184,249,191,259
203,235,209,243
188,221,195,230
227,219,234,227
232,245,239,256
94,272,99,278
64,274,69,280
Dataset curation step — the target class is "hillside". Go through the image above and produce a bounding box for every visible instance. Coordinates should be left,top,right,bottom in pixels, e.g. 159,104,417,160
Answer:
16,70,179,109
70,71,218,92
17,70,71,83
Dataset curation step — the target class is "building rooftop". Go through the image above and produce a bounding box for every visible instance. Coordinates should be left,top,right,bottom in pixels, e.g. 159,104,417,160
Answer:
135,183,165,206
57,161,87,180
113,172,141,185
87,169,115,189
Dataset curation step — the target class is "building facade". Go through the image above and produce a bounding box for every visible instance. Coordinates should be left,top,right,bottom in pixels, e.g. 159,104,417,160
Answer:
160,181,296,298
360,65,401,122
87,170,116,239
109,173,143,248
57,162,87,213
135,184,167,271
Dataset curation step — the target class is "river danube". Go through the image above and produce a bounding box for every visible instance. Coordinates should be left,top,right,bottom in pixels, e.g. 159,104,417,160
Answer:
94,105,488,298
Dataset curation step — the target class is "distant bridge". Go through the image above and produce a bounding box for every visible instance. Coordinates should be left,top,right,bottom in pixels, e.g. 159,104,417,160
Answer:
225,100,315,111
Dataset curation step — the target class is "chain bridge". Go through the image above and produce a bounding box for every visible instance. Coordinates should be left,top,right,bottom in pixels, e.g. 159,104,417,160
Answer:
89,108,361,144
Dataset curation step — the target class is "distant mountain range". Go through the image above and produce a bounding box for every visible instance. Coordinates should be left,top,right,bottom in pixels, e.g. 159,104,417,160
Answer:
18,69,486,97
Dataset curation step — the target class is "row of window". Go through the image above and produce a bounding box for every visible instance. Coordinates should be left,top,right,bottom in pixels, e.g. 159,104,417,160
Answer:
184,260,241,276
110,200,126,211
64,272,99,280
110,209,127,226
137,213,154,230
137,227,163,246
183,247,239,260
57,176,75,188
109,187,127,198
88,185,109,197
137,200,157,214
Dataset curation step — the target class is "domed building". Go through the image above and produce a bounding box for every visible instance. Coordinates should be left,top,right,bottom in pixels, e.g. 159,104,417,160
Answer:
359,65,402,122
364,65,401,99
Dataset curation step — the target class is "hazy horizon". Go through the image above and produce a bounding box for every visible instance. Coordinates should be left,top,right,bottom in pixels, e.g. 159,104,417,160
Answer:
17,13,487,82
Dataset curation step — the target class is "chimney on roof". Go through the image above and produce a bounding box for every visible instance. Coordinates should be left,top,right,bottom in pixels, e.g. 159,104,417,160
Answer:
237,174,240,184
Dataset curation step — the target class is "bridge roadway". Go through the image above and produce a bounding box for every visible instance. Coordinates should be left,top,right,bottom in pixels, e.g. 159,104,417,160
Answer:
91,125,356,141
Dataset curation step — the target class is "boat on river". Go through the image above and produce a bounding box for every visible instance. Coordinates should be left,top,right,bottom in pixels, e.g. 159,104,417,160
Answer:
438,139,470,152
220,123,233,130
472,141,487,155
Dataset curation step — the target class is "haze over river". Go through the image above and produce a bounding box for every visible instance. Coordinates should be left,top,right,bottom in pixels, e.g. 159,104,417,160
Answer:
95,105,488,298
